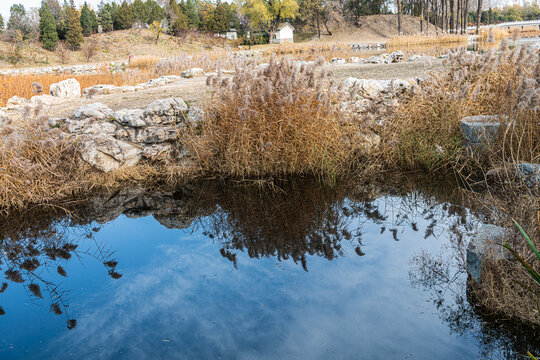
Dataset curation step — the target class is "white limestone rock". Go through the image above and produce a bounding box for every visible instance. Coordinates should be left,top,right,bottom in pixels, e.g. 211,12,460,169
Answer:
181,68,204,78
73,103,114,121
50,78,81,98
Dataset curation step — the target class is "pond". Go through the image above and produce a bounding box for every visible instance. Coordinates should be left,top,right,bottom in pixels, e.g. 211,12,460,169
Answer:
0,178,538,359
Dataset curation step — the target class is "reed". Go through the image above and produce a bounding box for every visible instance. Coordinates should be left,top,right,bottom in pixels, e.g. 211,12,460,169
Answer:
387,34,468,48
381,40,540,174
185,55,362,181
479,27,510,44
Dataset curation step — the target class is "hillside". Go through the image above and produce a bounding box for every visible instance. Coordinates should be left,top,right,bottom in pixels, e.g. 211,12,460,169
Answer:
315,15,441,43
0,29,231,69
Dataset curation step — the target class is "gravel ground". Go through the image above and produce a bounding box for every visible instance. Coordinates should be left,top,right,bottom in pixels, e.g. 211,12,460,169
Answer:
39,60,445,119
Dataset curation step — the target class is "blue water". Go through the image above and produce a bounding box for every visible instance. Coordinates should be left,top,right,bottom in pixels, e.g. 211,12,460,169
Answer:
0,185,536,359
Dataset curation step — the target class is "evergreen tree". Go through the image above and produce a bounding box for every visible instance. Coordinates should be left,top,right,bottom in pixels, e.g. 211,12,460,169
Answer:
0,14,4,31
98,2,114,32
132,0,149,24
39,2,59,50
80,2,96,36
147,0,165,24
115,1,134,30
213,0,229,32
65,0,84,50
185,0,199,28
168,0,188,35
171,13,188,35
46,0,65,39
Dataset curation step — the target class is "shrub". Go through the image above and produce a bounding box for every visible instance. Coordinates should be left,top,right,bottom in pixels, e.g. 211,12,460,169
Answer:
82,38,99,61
56,43,70,64
186,56,361,181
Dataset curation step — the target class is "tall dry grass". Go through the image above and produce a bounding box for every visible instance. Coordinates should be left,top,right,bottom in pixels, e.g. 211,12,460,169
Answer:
0,71,155,107
479,27,510,44
185,55,362,181
0,105,96,210
260,43,358,62
387,34,468,49
382,40,540,174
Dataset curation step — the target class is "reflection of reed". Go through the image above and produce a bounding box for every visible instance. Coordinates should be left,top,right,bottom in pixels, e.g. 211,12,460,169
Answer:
197,180,360,270
0,209,122,329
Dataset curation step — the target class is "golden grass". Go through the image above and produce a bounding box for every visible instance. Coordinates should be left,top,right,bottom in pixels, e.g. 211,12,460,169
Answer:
0,71,157,107
127,55,160,70
381,41,540,173
186,56,360,181
259,43,358,62
479,27,510,44
387,34,468,49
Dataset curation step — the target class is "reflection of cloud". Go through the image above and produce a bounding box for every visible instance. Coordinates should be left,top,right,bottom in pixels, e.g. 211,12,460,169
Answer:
44,211,476,360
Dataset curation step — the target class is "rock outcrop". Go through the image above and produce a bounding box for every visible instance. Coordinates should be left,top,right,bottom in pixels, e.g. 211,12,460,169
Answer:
64,98,201,172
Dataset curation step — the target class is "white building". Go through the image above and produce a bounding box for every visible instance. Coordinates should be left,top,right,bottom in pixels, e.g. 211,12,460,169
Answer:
225,29,238,40
271,22,294,44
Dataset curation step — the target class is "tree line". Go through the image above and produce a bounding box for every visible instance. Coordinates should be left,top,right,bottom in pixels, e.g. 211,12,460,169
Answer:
1,0,539,52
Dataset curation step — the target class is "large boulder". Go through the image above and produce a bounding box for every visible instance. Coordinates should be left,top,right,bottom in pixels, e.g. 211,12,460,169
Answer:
331,57,347,64
6,96,30,109
143,98,189,125
343,78,385,99
79,135,142,172
115,126,178,144
466,224,509,283
73,103,114,121
388,51,404,63
50,78,81,98
82,84,118,96
66,118,117,136
114,109,146,127
181,68,204,78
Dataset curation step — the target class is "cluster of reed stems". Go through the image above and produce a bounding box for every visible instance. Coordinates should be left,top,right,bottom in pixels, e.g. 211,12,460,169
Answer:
185,55,363,181
382,40,540,174
387,34,468,49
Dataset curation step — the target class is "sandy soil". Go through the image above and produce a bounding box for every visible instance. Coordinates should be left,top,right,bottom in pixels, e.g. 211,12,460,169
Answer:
37,60,444,119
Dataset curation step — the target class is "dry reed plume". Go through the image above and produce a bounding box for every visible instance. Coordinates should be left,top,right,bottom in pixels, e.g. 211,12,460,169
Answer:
387,34,468,49
382,40,540,174
479,27,510,44
186,55,362,181
260,43,358,62
0,105,96,210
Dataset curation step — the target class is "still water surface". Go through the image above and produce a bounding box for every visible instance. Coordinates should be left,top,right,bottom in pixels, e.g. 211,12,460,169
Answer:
0,180,538,359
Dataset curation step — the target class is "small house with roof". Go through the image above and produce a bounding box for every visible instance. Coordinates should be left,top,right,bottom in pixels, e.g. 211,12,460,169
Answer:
271,22,294,44
225,29,238,40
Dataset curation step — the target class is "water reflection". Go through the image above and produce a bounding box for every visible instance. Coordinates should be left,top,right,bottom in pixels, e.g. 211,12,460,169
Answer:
0,213,122,330
0,177,538,358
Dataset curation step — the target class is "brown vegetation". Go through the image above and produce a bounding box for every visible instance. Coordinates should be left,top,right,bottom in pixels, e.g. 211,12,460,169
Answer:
186,56,362,181
379,40,540,326
387,34,468,49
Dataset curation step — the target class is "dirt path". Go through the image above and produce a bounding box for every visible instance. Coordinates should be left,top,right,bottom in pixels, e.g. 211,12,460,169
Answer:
41,60,444,119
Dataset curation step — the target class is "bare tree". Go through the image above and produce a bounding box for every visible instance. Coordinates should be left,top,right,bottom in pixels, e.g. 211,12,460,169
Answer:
397,0,402,35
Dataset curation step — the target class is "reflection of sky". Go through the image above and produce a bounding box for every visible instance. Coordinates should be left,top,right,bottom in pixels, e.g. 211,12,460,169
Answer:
0,198,483,360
